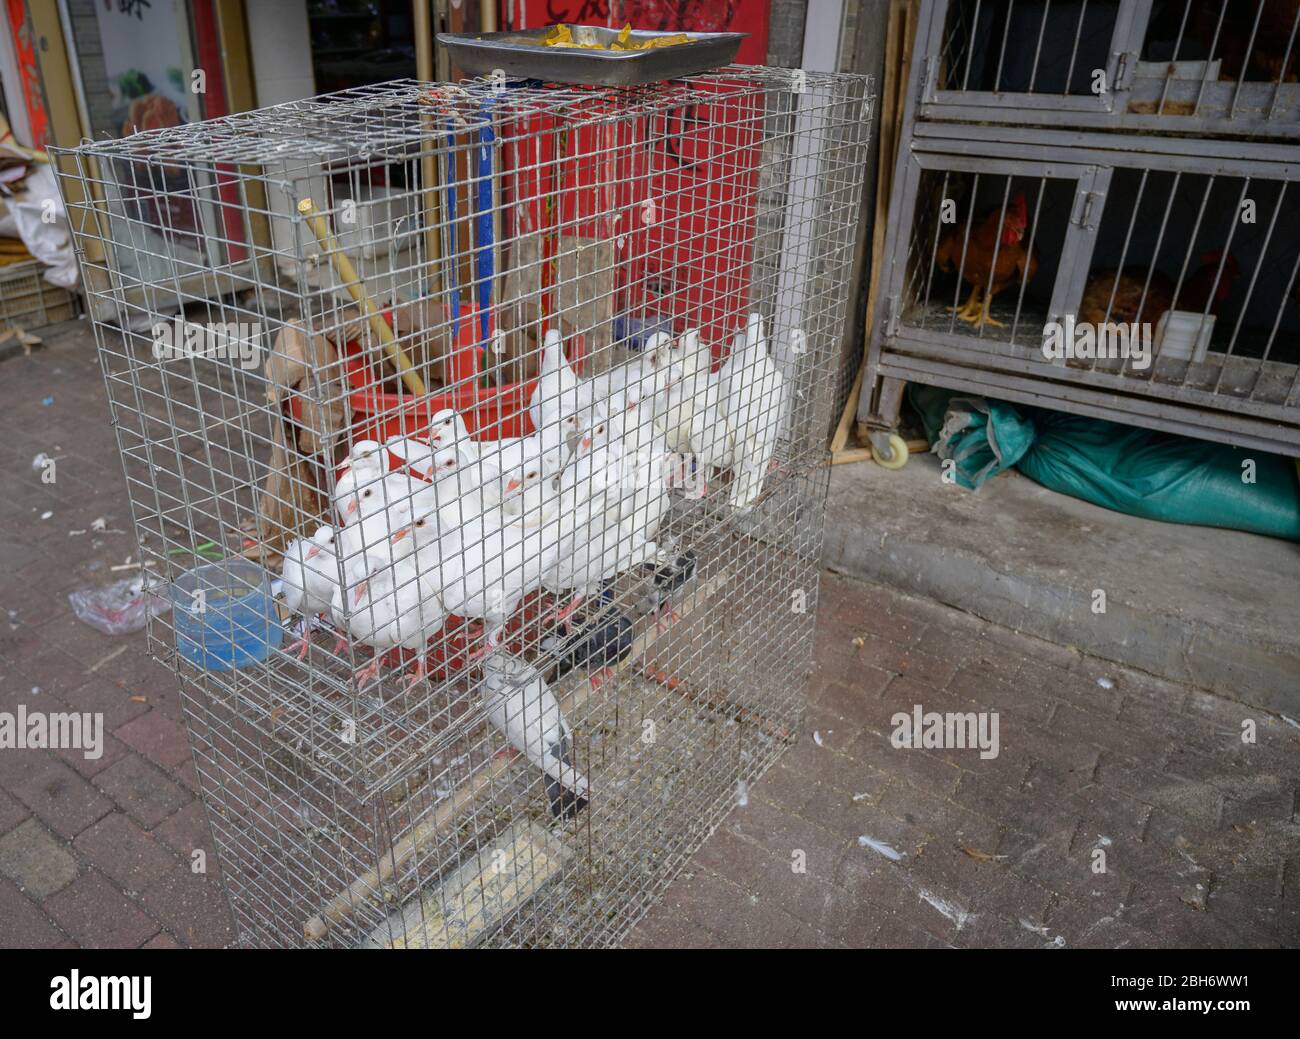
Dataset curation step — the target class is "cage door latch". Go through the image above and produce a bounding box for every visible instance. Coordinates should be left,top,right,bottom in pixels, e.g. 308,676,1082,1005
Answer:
916,58,934,104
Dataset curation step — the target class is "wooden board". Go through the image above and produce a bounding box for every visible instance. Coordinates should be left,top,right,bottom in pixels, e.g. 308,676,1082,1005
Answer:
362,820,573,949
831,0,917,458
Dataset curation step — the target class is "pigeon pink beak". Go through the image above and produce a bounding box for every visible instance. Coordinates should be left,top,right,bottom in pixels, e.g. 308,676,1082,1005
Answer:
390,527,409,544
352,580,368,606
580,436,592,451
305,545,320,560
505,478,522,493
345,500,358,517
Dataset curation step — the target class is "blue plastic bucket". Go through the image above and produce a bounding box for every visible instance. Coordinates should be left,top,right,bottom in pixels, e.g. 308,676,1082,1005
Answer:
171,559,283,671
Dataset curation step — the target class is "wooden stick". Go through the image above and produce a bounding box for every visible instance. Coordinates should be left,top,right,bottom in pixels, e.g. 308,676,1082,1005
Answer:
303,755,512,941
413,0,442,295
830,445,875,467
831,438,927,467
296,198,427,397
831,0,912,457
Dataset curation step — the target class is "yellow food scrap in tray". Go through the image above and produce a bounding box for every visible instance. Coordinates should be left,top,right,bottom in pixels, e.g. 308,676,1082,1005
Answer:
641,33,690,49
541,23,691,51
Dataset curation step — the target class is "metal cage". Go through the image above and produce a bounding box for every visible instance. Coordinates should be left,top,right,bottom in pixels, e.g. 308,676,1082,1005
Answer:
52,70,873,947
918,0,1300,134
859,0,1300,459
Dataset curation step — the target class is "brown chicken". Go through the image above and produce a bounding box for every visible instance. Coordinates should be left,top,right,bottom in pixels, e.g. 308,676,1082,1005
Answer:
935,192,1038,329
1079,269,1175,327
1080,251,1240,328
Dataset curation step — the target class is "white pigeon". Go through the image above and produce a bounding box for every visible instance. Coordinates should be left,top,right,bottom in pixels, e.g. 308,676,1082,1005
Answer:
607,409,671,549
381,511,449,685
331,479,445,679
480,650,589,818
336,557,402,684
439,475,591,654
383,432,434,481
577,342,662,415
332,488,425,618
681,329,736,485
528,329,584,437
426,442,502,531
332,440,386,524
499,449,566,519
542,511,655,627
474,407,570,487
333,439,422,526
280,524,340,659
427,407,474,452
655,329,706,456
544,428,656,623
720,312,785,509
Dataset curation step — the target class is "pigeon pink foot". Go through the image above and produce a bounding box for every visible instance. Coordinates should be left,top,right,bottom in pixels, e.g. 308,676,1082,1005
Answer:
354,653,385,686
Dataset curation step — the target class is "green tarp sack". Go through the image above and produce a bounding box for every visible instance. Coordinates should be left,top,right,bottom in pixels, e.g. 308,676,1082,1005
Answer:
908,385,1300,541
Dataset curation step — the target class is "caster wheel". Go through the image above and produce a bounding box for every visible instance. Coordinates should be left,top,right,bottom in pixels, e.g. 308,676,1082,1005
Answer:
870,433,909,470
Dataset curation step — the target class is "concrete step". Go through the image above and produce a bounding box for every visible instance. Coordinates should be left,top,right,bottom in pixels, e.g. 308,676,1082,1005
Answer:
823,452,1300,718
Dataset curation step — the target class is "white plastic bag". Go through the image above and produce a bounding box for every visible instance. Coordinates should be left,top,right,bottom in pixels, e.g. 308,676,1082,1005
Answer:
5,165,78,289
68,575,170,636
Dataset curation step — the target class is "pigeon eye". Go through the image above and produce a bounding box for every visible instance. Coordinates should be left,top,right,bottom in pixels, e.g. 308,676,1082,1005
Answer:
362,488,372,498
527,470,537,480
415,518,425,528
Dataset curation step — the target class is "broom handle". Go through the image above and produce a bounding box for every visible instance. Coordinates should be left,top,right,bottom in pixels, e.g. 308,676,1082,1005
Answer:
296,198,427,397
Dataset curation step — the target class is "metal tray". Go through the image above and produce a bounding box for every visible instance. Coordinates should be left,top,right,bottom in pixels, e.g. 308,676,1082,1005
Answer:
437,26,749,87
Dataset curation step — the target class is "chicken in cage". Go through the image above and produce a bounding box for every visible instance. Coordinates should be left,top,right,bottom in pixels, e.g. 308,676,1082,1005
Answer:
53,69,873,947
857,0,1294,462
871,157,1298,420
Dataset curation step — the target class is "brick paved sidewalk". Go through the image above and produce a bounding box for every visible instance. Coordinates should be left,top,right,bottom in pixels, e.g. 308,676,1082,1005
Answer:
628,570,1299,948
2,329,1296,948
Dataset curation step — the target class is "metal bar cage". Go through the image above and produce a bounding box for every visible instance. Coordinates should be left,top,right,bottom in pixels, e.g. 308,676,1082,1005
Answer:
860,0,1300,457
52,70,873,948
919,0,1300,134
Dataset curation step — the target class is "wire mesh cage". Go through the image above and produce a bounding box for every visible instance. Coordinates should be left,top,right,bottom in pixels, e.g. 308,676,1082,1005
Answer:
52,69,873,947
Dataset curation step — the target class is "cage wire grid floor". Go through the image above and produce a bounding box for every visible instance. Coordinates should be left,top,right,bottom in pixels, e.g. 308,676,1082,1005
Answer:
184,471,823,949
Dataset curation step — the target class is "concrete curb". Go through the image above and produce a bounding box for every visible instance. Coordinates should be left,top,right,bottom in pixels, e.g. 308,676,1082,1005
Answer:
823,456,1300,718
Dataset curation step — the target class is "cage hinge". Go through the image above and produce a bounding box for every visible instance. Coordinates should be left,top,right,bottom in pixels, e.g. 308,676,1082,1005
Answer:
1112,51,1136,91
883,294,900,338
1073,190,1102,229
916,58,934,104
